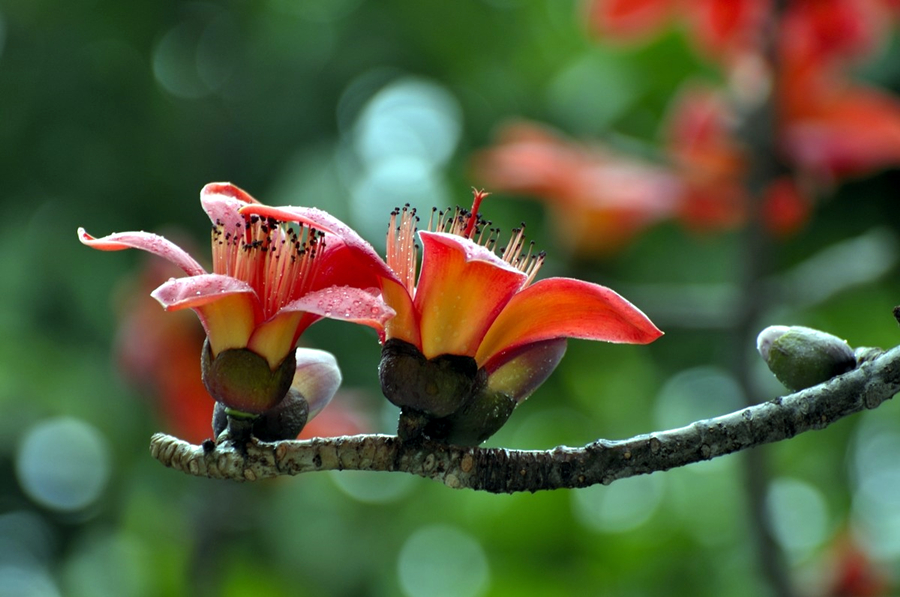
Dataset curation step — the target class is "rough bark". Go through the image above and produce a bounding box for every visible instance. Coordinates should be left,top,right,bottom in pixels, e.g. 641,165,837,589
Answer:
149,345,900,492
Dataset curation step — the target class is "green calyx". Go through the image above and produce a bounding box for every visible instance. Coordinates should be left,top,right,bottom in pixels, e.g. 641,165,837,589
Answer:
420,383,517,446
380,339,517,446
201,337,296,415
379,339,477,418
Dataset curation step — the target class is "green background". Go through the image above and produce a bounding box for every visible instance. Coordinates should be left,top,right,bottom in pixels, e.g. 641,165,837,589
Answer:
2,1,900,595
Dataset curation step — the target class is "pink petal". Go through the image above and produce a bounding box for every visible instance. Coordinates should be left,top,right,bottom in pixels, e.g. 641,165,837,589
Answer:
278,285,396,330
475,277,663,370
150,273,256,310
151,274,261,356
77,228,206,277
415,231,527,359
239,203,399,288
245,287,394,362
237,203,341,234
312,235,399,294
291,348,342,419
201,182,258,231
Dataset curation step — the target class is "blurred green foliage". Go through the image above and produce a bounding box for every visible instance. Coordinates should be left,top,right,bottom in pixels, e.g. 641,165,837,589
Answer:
3,1,900,596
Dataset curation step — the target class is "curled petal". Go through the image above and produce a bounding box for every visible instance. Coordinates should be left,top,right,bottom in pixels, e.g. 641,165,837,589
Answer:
476,277,663,370
291,348,343,420
485,338,568,403
201,182,258,231
278,286,395,331
77,228,206,277
238,203,340,233
416,231,527,359
151,274,259,356
150,273,256,310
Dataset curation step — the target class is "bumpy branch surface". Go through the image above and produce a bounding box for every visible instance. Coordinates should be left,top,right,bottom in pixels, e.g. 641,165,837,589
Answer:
150,345,900,493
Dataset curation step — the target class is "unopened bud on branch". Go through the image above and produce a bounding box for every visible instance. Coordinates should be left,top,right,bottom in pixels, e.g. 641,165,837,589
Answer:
757,325,856,391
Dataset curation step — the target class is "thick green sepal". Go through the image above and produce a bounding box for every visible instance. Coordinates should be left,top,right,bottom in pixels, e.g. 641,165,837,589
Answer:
201,337,296,415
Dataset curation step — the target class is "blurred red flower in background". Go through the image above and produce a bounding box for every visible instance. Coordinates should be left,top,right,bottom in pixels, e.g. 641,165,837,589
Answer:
474,1,900,255
116,252,212,444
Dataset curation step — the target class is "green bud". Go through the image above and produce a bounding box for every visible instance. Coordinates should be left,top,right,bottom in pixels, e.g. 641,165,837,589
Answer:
201,337,296,415
757,325,856,391
379,339,477,418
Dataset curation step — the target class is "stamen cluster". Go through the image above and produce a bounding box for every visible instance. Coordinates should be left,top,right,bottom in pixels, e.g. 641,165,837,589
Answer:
387,192,546,288
211,215,324,318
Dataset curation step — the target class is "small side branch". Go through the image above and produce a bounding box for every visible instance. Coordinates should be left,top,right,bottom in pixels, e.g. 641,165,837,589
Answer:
150,345,900,493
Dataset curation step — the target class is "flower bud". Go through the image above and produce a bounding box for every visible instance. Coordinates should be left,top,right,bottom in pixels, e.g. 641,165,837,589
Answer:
757,325,856,391
379,339,477,418
211,346,343,442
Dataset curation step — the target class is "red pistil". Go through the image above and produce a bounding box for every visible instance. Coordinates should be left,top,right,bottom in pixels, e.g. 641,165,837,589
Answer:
386,189,547,289
462,188,490,239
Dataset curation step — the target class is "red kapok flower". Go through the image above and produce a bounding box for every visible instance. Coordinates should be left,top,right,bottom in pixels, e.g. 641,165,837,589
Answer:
79,182,395,417
472,121,684,255
375,189,663,444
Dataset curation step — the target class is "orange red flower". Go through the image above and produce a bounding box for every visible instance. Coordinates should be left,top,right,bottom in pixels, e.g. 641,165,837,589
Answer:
80,183,394,416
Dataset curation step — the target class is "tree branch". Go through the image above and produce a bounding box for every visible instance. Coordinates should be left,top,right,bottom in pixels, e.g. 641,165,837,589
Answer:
150,345,900,493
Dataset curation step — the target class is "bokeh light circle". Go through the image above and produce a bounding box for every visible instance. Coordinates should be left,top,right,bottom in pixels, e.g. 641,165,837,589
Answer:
397,525,489,597
15,418,111,512
0,565,60,597
766,477,831,559
572,473,665,533
329,470,415,504
353,77,462,168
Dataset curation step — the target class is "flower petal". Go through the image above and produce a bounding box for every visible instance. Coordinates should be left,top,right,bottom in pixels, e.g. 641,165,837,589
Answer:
238,204,399,289
246,286,394,366
382,277,420,347
201,182,259,230
416,231,527,359
77,228,206,276
476,277,663,369
278,285,396,330
238,203,340,233
291,348,342,420
247,312,305,369
151,274,259,356
484,338,568,402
